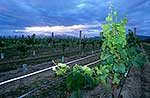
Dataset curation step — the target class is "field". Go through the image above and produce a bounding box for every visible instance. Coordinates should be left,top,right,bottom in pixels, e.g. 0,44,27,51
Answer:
0,37,103,97
0,37,101,72
0,36,150,98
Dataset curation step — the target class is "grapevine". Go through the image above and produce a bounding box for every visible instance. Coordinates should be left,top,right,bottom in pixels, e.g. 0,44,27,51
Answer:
53,6,146,98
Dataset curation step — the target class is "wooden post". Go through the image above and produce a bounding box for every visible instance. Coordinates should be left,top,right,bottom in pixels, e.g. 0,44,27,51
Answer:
79,30,82,39
22,35,24,39
15,35,17,39
79,31,82,51
84,35,86,39
52,32,54,39
134,27,136,36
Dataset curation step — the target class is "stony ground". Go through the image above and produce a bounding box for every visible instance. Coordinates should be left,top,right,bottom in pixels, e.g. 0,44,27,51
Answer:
0,51,99,98
120,43,150,98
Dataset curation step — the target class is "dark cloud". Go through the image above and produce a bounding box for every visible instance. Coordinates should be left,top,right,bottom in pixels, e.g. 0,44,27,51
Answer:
0,0,149,37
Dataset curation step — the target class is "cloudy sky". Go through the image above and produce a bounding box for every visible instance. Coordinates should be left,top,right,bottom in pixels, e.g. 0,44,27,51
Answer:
0,0,149,37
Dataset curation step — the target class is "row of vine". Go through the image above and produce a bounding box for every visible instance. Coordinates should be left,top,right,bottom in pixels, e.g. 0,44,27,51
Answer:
52,7,146,98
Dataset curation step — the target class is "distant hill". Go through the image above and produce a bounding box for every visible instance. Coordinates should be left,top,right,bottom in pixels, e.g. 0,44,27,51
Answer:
54,34,77,39
88,35,150,40
88,36,100,39
1,33,150,40
136,35,150,40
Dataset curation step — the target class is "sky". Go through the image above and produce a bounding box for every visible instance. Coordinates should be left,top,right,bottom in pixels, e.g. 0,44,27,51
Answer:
0,0,150,37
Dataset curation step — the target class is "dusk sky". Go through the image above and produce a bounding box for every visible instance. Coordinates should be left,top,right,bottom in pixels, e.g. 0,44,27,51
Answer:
0,0,150,37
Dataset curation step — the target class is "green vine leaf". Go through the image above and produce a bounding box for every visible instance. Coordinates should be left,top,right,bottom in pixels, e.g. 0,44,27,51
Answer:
114,11,118,17
113,63,126,73
112,73,120,84
106,15,113,22
132,53,146,68
102,24,111,33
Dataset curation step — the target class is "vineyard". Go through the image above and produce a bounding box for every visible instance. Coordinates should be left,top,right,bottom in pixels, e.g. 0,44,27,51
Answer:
0,5,150,98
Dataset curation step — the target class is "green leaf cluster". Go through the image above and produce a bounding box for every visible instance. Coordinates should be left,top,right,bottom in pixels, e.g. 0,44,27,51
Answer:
127,30,146,68
67,65,98,92
101,10,128,86
53,63,70,76
100,8,146,88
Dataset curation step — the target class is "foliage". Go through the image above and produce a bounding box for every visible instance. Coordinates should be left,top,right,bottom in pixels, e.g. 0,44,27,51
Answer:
62,42,67,52
127,29,146,68
127,29,141,48
66,65,98,92
100,9,128,87
53,64,98,97
81,40,86,50
25,34,37,45
53,63,70,76
99,7,146,98
0,40,4,47
94,65,110,85
16,43,29,54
